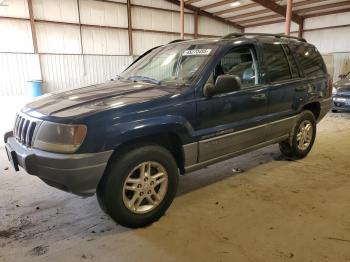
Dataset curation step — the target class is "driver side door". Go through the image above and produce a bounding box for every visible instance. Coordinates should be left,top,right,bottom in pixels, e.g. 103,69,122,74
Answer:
195,45,269,162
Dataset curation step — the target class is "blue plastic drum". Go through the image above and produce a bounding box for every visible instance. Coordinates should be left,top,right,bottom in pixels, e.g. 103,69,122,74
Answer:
28,80,43,97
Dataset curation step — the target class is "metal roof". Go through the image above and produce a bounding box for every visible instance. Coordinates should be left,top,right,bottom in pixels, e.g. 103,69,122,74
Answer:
168,0,350,29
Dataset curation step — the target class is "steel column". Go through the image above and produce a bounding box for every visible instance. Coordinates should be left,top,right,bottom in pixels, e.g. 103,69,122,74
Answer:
27,0,38,53
180,0,184,39
285,0,293,35
127,0,133,56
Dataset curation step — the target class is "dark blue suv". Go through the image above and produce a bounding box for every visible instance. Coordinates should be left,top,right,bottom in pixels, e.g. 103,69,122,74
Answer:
4,33,332,228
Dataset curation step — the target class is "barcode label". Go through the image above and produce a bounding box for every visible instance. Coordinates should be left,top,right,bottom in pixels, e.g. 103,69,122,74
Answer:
183,49,212,56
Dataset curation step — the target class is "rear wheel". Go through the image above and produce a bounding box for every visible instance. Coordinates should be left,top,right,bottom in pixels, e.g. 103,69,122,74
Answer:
97,145,179,228
279,110,316,159
332,109,338,113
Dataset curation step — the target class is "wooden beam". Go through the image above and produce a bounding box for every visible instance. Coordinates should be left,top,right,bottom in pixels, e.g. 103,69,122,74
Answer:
250,0,303,24
77,0,84,54
27,0,38,53
303,7,350,18
244,18,285,28
180,0,184,39
214,3,259,16
297,1,350,15
186,0,202,4
194,10,199,38
226,0,329,20
165,0,244,30
285,0,293,35
126,0,133,56
298,19,304,38
226,9,270,21
239,14,281,25
201,0,242,10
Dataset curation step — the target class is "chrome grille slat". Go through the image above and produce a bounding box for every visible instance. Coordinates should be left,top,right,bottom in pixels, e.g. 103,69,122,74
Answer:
15,116,22,138
21,120,29,145
18,117,25,142
13,115,20,137
13,113,39,148
25,121,33,147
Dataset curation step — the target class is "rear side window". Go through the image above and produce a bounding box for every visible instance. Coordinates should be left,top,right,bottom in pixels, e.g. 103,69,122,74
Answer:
292,44,326,77
263,43,291,82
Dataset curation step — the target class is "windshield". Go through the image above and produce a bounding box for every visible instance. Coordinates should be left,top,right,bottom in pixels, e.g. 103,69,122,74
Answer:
120,43,218,86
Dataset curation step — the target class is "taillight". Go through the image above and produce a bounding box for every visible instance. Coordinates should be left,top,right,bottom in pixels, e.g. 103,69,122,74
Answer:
328,78,333,97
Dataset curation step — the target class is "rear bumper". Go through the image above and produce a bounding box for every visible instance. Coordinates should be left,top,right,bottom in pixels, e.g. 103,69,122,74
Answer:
318,97,332,122
5,134,113,196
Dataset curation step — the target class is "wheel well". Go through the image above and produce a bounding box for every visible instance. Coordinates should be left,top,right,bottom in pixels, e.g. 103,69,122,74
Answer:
303,102,320,120
107,133,185,175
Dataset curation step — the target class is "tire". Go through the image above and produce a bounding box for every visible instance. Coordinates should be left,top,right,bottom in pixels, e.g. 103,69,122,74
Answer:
332,109,338,113
97,145,179,228
279,110,316,159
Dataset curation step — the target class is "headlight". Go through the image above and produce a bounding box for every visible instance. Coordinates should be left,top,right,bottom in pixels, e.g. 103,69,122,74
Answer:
33,122,87,153
333,87,337,95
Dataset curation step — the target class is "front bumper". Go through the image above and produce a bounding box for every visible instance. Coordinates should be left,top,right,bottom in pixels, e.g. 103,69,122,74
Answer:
332,95,350,111
4,134,113,196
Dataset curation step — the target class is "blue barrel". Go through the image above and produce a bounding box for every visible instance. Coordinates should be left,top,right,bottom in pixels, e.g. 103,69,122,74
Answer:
28,80,43,97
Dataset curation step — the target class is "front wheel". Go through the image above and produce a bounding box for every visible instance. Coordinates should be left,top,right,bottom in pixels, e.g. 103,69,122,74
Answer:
97,145,179,228
279,110,316,159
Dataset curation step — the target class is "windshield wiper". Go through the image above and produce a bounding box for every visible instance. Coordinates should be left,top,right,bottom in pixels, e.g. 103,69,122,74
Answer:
128,75,161,85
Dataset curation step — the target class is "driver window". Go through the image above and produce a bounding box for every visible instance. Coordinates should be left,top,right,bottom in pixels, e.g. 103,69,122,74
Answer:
207,46,259,89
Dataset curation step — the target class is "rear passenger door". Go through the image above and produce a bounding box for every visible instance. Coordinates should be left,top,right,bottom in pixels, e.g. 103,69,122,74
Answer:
263,42,301,140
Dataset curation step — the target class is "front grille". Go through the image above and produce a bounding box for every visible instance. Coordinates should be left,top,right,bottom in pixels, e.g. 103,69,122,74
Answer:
13,114,39,147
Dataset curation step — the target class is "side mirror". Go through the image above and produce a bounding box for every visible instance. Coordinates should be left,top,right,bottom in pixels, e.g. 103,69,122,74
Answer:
204,75,241,97
339,74,346,79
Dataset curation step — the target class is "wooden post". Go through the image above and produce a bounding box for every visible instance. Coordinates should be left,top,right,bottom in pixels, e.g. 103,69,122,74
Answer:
298,19,304,38
180,0,184,39
194,10,198,39
127,0,133,56
27,0,38,53
285,0,292,35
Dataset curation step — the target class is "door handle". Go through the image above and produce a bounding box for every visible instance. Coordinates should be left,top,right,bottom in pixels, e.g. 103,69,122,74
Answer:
295,86,307,92
251,93,267,101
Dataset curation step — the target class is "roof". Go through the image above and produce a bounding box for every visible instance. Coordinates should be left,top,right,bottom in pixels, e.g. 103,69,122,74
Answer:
166,0,350,30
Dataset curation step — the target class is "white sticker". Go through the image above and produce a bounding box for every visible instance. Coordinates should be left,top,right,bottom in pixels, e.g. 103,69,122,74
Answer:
183,49,212,56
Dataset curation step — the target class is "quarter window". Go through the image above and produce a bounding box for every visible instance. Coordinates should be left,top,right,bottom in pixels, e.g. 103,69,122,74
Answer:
263,43,292,82
292,44,326,77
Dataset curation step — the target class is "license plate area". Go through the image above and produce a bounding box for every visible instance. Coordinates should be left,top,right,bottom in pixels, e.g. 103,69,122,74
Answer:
5,144,19,171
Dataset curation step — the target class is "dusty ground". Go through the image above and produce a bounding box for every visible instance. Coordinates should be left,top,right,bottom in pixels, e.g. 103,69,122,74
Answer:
0,113,350,262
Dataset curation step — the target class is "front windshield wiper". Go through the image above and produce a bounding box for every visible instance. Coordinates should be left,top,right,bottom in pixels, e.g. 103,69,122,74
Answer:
127,75,161,85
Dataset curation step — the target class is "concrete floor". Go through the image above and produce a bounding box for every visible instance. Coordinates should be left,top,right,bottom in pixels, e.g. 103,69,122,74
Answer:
0,113,350,262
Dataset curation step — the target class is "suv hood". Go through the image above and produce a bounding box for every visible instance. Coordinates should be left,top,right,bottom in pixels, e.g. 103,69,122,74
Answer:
334,78,350,92
23,80,175,119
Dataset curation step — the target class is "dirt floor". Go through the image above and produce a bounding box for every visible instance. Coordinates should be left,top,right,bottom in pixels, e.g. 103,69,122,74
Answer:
0,112,350,262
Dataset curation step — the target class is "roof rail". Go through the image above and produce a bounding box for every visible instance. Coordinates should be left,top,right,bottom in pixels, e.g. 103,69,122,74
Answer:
222,33,307,43
168,39,186,44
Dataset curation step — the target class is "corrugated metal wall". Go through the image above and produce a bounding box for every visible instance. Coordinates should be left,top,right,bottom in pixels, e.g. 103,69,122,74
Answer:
40,54,132,93
0,0,240,96
0,53,41,96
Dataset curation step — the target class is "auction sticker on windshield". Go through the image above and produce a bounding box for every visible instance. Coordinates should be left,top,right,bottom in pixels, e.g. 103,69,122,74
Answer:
183,49,212,56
